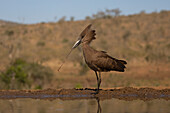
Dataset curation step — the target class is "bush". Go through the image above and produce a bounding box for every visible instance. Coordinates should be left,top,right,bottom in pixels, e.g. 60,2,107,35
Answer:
62,38,68,43
0,59,29,89
37,41,45,47
79,61,89,75
87,8,121,19
123,31,131,40
26,62,53,85
75,83,83,88
0,58,54,89
4,30,14,36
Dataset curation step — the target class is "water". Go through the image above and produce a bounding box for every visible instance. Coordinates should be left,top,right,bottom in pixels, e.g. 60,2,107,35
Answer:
0,97,170,113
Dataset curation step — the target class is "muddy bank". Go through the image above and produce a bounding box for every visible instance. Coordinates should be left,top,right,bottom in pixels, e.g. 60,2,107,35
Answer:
0,87,170,101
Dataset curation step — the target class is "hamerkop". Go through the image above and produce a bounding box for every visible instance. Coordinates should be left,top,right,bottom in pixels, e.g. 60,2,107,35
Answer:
72,24,127,93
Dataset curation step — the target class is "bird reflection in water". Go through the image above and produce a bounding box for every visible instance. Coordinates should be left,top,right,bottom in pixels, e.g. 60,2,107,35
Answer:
96,97,102,113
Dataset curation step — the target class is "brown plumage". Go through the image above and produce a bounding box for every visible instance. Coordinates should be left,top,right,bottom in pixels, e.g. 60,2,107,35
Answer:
73,24,127,93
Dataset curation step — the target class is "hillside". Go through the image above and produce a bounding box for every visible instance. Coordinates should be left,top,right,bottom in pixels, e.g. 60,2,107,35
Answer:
0,11,170,89
0,19,19,26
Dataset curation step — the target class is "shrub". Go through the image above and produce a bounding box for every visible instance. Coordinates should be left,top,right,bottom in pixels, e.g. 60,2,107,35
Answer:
26,62,53,83
79,61,89,75
0,59,29,89
62,38,68,43
123,31,131,40
0,58,54,89
58,16,66,23
37,41,45,46
75,83,83,88
4,30,14,36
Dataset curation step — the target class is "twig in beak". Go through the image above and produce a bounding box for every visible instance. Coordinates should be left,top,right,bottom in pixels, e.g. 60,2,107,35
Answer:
58,49,73,71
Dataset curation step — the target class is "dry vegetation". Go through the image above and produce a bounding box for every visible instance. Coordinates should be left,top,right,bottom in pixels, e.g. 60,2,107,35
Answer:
0,10,170,89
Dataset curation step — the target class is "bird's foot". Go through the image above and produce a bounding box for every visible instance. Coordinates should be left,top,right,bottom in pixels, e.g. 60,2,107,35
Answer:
91,88,100,95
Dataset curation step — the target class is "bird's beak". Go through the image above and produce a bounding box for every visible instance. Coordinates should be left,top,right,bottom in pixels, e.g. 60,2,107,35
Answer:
72,39,81,49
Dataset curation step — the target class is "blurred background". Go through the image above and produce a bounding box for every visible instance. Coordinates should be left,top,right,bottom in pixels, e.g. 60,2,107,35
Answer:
0,0,170,89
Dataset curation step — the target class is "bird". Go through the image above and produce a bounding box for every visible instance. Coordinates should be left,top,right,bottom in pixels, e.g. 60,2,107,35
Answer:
72,24,127,93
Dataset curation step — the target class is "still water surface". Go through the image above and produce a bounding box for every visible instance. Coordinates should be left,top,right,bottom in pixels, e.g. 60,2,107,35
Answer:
0,98,170,113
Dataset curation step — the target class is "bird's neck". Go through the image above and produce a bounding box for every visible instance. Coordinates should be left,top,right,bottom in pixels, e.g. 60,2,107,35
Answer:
81,43,93,63
81,43,96,55
82,40,91,45
82,42,91,50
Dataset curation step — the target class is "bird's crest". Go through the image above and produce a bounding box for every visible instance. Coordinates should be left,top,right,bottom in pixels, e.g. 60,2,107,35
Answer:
79,24,92,39
82,28,96,44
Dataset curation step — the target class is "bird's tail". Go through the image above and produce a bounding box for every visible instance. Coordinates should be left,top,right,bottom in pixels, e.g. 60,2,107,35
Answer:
115,59,127,72
118,60,127,65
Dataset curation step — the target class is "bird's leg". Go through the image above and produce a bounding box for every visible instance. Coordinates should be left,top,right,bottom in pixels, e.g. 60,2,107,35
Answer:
95,71,99,93
98,72,101,90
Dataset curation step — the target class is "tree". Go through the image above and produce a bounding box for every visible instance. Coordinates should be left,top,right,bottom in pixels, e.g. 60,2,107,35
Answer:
70,16,74,21
58,16,66,23
112,8,121,17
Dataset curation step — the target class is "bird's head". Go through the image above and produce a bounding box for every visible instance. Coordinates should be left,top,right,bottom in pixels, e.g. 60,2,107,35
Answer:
72,24,96,48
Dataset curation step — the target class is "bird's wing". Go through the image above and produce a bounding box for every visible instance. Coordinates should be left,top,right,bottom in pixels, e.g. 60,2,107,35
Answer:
92,51,126,72
97,51,116,60
97,51,127,64
91,51,117,71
